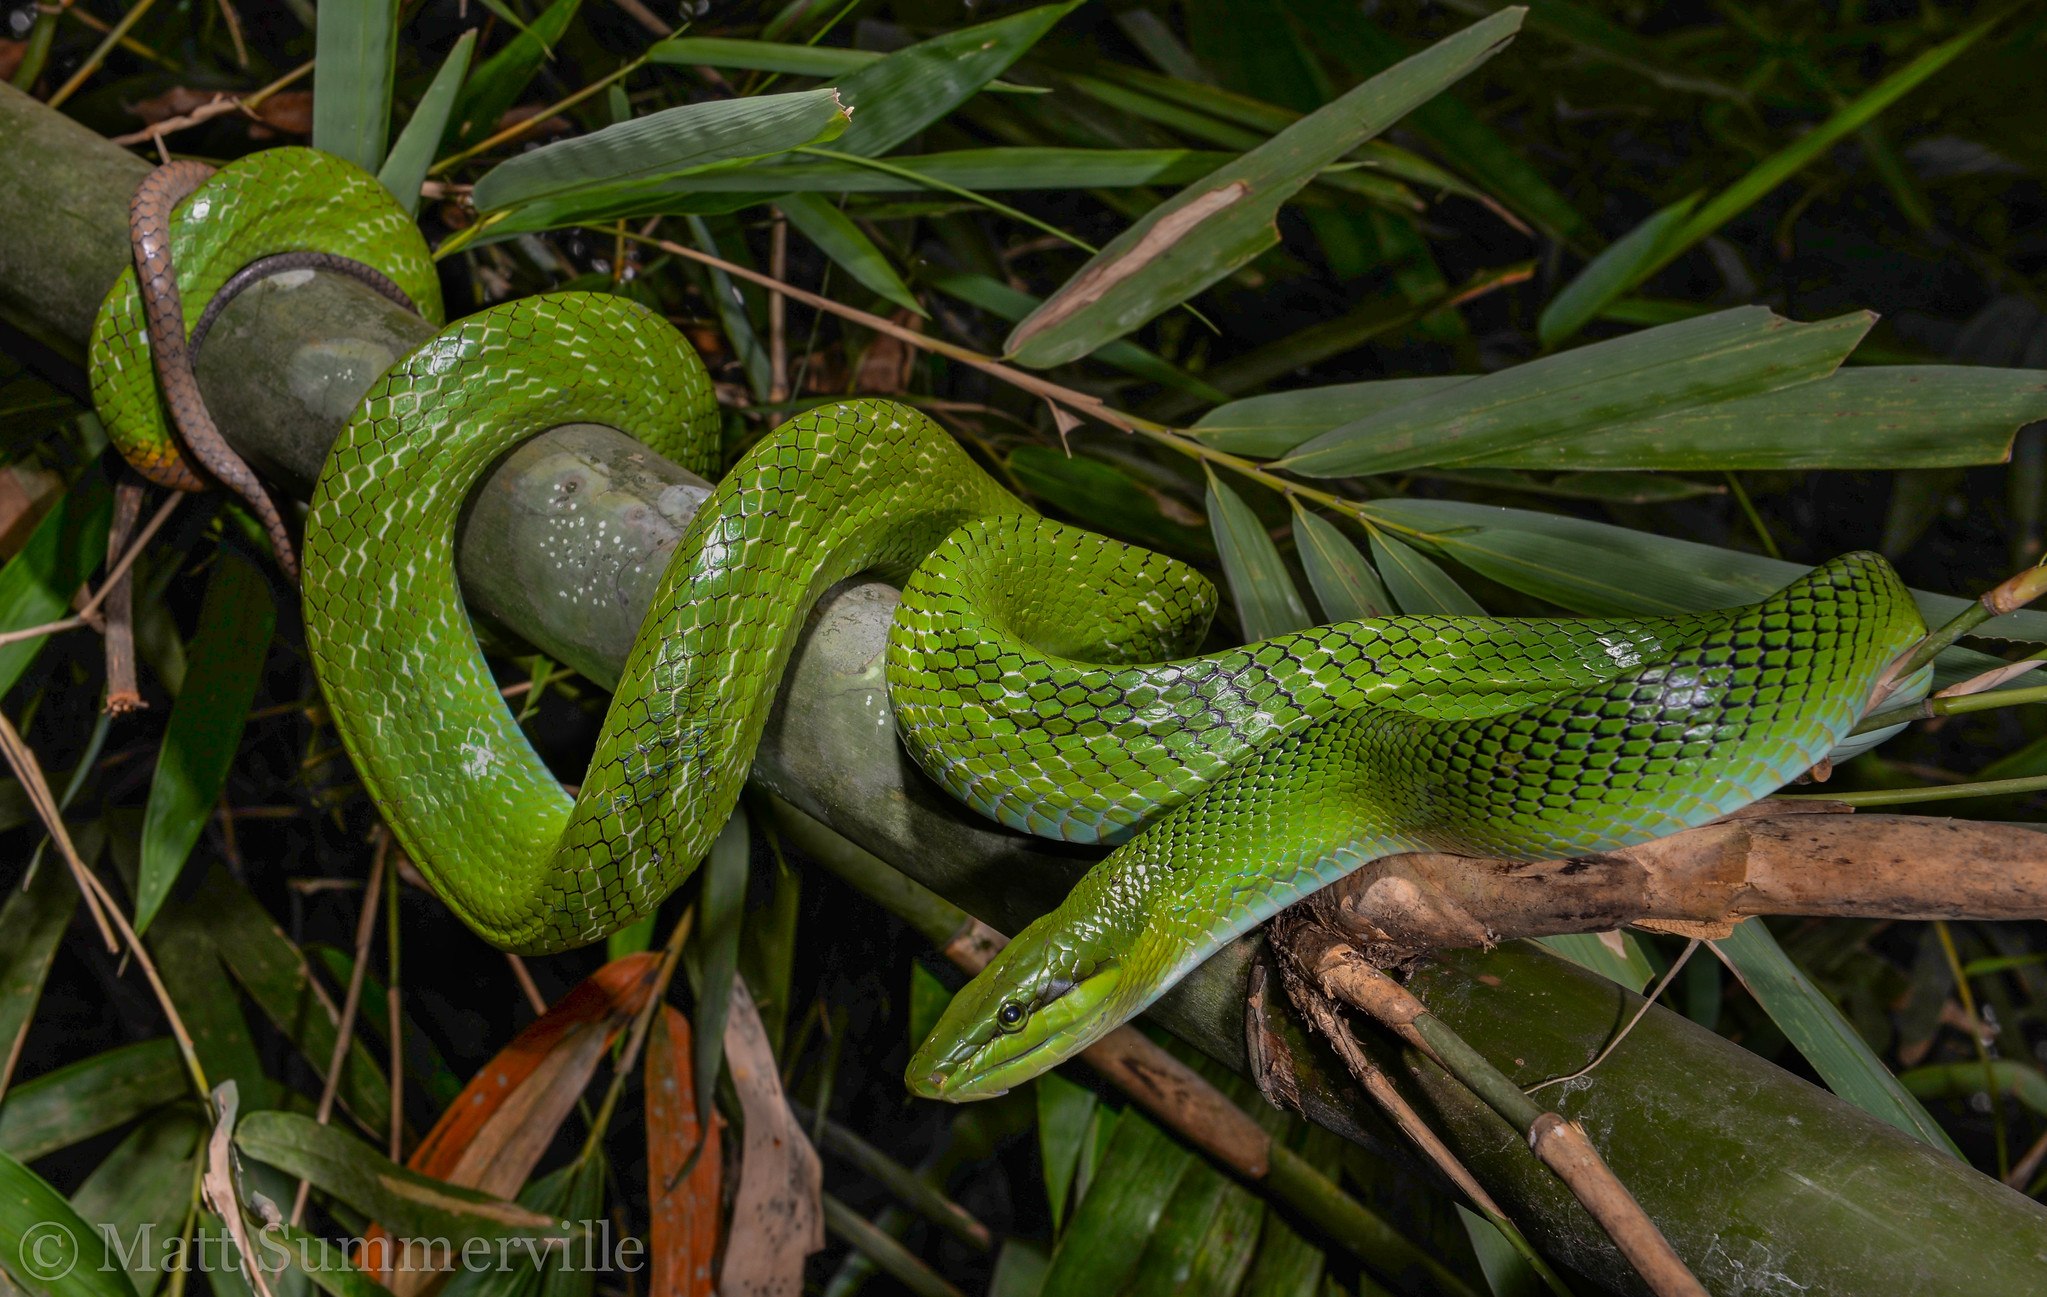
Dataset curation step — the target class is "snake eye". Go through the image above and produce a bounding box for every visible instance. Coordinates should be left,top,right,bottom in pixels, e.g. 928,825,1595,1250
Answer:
996,1001,1027,1031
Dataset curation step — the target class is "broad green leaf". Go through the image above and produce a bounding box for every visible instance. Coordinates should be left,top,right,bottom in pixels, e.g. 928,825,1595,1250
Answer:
470,88,851,214
1291,507,1389,621
691,811,749,1134
988,1241,1050,1297
1237,1213,1321,1297
136,549,275,935
1623,20,1992,303
1040,1111,1191,1295
1121,1164,1260,1297
1533,933,1653,992
831,3,1079,158
71,1109,206,1297
1280,307,1872,477
1456,1205,1543,1297
0,861,73,1093
1902,1061,2047,1117
312,0,400,174
1008,446,1212,558
1190,377,1469,456
1714,921,1960,1156
200,872,389,1135
1007,9,1523,367
1035,1073,1096,1233
1537,194,1697,348
0,1039,184,1162
233,1112,562,1242
776,193,922,316
447,0,580,148
1369,531,1482,615
1205,470,1311,638
0,465,111,700
1361,495,2047,641
144,901,280,1112
0,1147,134,1297
378,31,476,216
1458,366,2047,471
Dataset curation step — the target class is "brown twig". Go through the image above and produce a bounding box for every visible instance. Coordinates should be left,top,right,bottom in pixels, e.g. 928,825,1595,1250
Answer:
290,835,389,1225
102,473,148,713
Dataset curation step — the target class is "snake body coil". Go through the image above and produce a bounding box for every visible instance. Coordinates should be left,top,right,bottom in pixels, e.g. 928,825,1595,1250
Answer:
91,150,1926,1099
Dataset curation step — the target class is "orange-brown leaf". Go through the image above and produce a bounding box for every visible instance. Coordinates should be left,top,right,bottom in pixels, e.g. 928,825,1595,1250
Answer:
647,1007,720,1297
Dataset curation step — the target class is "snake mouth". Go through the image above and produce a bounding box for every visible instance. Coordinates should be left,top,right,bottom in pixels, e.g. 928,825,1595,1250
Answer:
908,965,1125,1102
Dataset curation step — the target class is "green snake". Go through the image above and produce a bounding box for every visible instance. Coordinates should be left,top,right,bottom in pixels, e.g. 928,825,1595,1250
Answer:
90,149,1927,1101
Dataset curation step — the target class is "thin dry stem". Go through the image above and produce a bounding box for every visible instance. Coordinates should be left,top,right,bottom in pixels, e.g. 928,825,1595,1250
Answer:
291,837,389,1225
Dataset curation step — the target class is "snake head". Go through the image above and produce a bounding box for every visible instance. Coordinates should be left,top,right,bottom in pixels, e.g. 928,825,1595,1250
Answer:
907,934,1124,1101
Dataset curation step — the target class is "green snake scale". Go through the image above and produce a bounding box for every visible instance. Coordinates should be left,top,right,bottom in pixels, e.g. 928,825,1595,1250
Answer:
89,149,1926,1100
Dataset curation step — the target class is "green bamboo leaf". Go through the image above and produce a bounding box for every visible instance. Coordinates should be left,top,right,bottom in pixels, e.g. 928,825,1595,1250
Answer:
1237,1213,1321,1297
199,872,389,1135
691,810,749,1135
831,3,1079,158
1035,1073,1097,1232
0,465,111,700
447,0,580,149
1622,20,1993,303
1189,377,1468,456
988,1241,1051,1297
1205,469,1312,638
1362,494,2047,641
1369,531,1482,615
0,1039,184,1163
1280,307,1872,477
1902,1060,2047,1117
736,825,801,1054
1039,1111,1191,1296
1460,366,2047,472
266,1220,397,1297
470,88,851,214
136,549,274,935
907,961,952,1054
312,0,400,174
1537,194,1697,348
1456,1204,1543,1297
1290,507,1389,621
1714,921,1960,1156
1006,9,1524,367
1009,446,1212,558
1533,933,1653,992
0,1147,136,1297
378,30,476,216
686,215,770,402
143,902,279,1112
1122,1164,1260,1297
70,1109,206,1297
234,1112,563,1242
0,861,73,1092
648,35,872,77
776,192,922,316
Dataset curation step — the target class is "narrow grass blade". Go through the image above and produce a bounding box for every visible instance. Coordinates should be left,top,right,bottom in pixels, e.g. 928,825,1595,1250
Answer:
691,810,749,1135
777,193,922,316
1007,8,1523,367
831,3,1079,158
313,0,400,173
0,861,73,1095
1291,506,1389,621
471,88,850,214
136,548,274,935
0,1038,184,1162
1280,307,1871,477
1627,21,1993,301
1369,531,1482,614
0,1148,135,1297
1538,194,1697,347
1205,469,1312,638
447,0,581,148
378,30,475,215
1714,921,1960,1156
686,216,770,401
